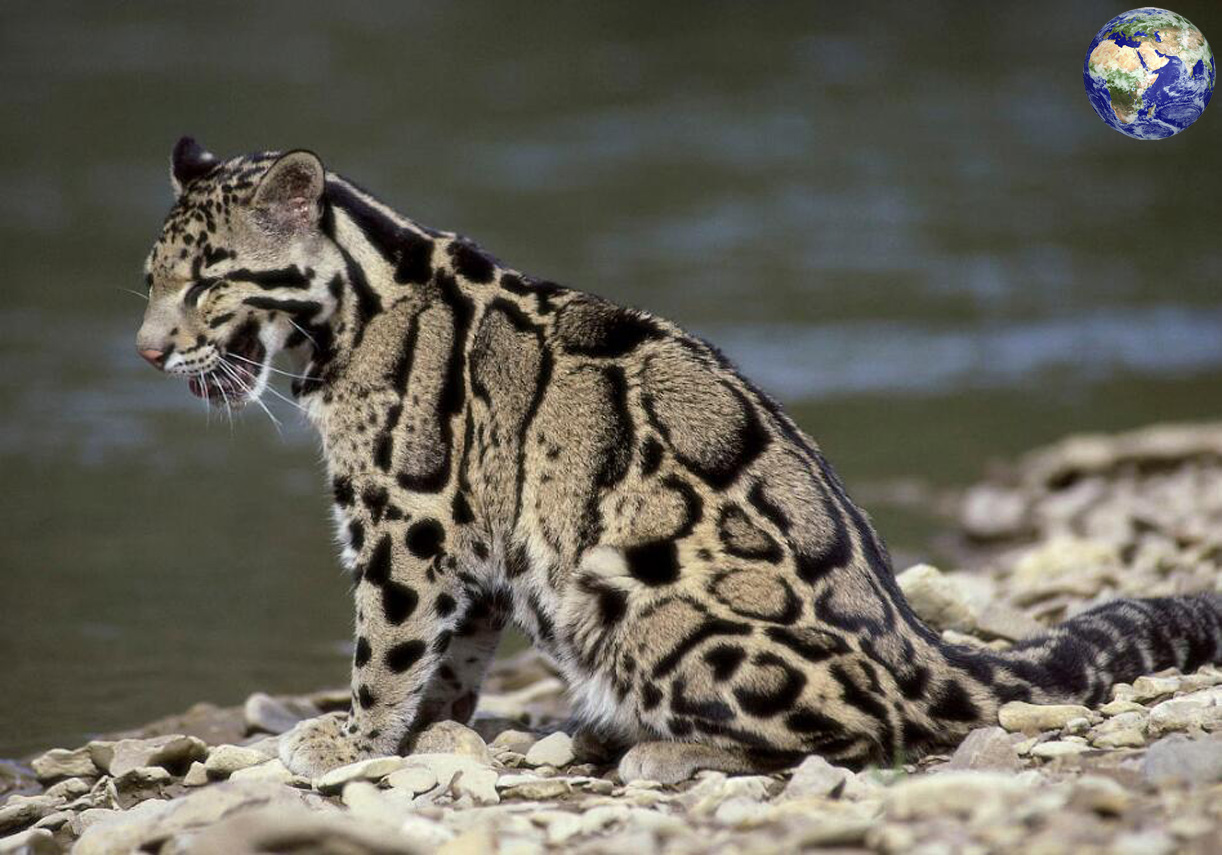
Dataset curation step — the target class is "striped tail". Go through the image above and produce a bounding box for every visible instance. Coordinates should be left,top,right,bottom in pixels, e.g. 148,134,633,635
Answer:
970,594,1222,707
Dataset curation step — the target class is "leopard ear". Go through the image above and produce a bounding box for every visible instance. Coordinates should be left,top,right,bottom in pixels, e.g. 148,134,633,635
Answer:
251,150,326,232
170,136,218,196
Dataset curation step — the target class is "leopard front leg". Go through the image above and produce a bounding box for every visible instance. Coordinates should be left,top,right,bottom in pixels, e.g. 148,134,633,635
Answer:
412,590,509,730
281,521,461,777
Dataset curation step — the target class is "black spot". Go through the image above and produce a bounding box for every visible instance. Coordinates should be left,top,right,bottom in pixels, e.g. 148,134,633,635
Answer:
354,637,371,667
928,680,980,722
394,232,435,285
382,582,418,624
448,240,495,284
435,593,457,617
438,664,456,681
332,476,355,507
361,486,389,523
358,685,377,709
386,640,426,673
432,630,453,655
641,682,663,711
558,298,663,357
717,506,783,562
597,587,628,626
640,437,664,475
374,432,394,471
405,519,445,559
624,540,680,586
363,535,392,586
669,718,694,737
784,707,840,736
895,665,931,700
703,645,747,682
451,492,474,524
733,653,807,718
830,664,889,724
348,520,365,553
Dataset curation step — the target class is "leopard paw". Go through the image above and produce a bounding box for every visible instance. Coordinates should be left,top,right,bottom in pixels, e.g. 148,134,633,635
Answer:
279,712,364,778
618,740,757,785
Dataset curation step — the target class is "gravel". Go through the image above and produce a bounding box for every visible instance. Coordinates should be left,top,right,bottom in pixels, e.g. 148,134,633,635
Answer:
3,421,1221,853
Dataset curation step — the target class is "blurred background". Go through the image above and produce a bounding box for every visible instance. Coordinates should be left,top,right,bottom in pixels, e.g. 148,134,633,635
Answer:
1,0,1219,758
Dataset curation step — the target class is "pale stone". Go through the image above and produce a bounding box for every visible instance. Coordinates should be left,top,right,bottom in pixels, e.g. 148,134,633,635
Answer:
499,777,571,800
413,721,492,763
524,732,574,768
896,564,977,632
31,747,98,782
1091,728,1146,749
998,701,1092,733
175,802,421,855
438,826,496,855
1063,716,1091,735
490,730,538,755
779,755,849,799
945,726,1021,772
87,734,207,778
886,771,1030,821
399,814,456,848
1031,740,1089,759
386,765,438,795
0,795,64,834
182,762,209,787
242,692,320,735
974,602,1045,642
203,744,271,778
1142,734,1222,785
229,759,303,786
960,485,1028,541
1129,675,1183,703
1147,687,1222,734
0,827,58,855
1112,830,1176,855
1100,699,1147,716
42,777,91,800
403,754,498,805
315,756,407,793
580,804,631,836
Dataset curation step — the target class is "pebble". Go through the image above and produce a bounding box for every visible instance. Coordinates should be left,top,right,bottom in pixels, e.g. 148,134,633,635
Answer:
0,828,57,855
182,761,209,787
412,721,492,763
1031,740,1090,759
30,747,98,782
1127,675,1183,703
490,729,538,755
1141,734,1222,785
779,755,849,799
0,795,64,834
385,765,438,795
87,734,207,778
229,759,304,786
945,726,1022,772
315,756,407,793
42,777,91,801
500,777,572,801
897,564,978,632
886,771,1030,821
203,744,271,778
523,732,574,768
998,701,1092,733
1070,775,1131,815
242,692,320,735
401,754,499,805
1147,687,1221,734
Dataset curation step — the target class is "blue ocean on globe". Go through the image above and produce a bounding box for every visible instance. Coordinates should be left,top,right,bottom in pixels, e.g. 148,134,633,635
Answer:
1083,7,1214,139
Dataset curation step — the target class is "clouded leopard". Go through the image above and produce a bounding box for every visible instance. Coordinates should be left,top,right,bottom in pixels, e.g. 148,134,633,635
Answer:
136,138,1222,783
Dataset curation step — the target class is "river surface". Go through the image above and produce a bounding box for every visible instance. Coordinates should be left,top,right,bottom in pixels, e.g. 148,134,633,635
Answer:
1,1,1220,758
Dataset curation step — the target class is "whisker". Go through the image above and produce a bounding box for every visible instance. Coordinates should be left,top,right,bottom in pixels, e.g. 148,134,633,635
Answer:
288,320,320,352
217,360,284,434
225,351,313,381
118,287,149,301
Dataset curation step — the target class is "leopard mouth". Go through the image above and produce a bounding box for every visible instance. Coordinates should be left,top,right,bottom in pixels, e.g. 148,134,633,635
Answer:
187,325,266,404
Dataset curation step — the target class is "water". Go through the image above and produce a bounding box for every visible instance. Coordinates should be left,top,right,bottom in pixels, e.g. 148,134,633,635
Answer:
1,0,1220,758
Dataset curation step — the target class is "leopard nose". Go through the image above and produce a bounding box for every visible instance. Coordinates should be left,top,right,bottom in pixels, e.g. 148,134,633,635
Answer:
138,347,166,369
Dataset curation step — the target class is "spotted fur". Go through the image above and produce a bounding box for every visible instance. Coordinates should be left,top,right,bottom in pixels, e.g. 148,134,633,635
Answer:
137,139,1222,780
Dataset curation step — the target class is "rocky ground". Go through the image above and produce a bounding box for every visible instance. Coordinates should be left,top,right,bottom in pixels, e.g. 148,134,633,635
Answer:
3,421,1220,855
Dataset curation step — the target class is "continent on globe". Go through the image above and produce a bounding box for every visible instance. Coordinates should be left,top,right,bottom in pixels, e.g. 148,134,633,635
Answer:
1084,7,1214,140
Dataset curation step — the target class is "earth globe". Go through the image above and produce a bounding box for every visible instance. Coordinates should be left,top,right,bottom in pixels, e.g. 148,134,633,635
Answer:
1084,7,1214,139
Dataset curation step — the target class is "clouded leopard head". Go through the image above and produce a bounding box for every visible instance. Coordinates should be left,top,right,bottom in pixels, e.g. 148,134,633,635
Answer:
136,137,343,408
